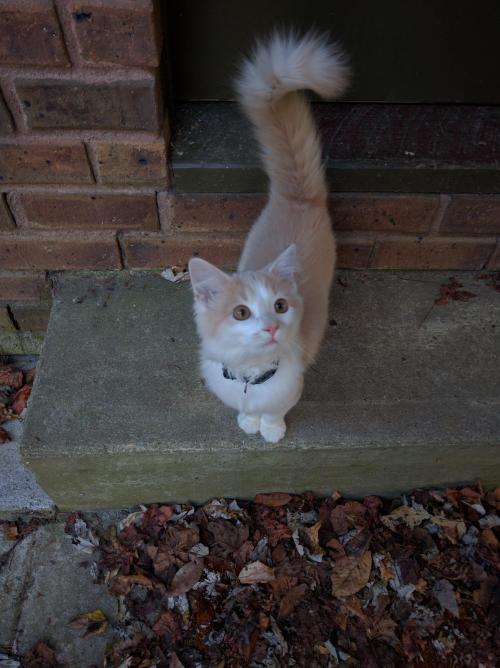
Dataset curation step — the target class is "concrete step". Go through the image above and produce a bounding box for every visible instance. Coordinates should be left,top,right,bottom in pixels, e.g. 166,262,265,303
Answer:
21,270,500,509
172,103,500,193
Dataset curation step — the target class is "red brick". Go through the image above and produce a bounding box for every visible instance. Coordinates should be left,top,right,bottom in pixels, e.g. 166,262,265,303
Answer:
336,236,374,268
0,272,49,303
0,196,15,229
18,193,159,231
0,93,14,134
9,304,50,330
0,144,93,184
95,140,168,185
71,2,161,66
124,234,242,269
440,196,500,235
0,232,121,270
162,193,265,233
486,245,500,270
372,236,496,270
0,1,68,67
330,194,440,233
17,79,161,131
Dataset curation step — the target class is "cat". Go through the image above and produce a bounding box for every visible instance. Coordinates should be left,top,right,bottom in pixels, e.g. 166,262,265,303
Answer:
188,32,350,443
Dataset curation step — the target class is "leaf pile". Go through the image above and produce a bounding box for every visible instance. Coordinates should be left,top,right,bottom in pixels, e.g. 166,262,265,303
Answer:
98,485,500,667
0,362,35,442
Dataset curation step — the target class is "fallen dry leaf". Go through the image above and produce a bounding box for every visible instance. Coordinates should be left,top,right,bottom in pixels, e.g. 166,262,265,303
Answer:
167,558,204,596
381,505,431,531
278,583,307,619
11,384,31,414
433,578,459,618
254,492,292,507
331,551,372,597
0,366,23,388
0,427,11,443
21,640,60,667
68,608,108,637
239,560,275,584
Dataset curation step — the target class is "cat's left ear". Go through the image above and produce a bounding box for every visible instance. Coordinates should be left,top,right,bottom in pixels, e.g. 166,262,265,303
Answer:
267,244,298,281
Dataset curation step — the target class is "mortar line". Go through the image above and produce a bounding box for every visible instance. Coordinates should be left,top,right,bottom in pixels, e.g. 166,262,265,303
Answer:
0,78,28,133
429,194,451,235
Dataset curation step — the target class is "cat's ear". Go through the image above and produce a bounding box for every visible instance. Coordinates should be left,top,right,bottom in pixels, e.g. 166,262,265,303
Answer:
267,244,298,281
189,257,230,304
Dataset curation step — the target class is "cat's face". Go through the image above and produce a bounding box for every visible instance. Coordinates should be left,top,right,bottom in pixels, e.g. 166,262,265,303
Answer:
189,245,303,364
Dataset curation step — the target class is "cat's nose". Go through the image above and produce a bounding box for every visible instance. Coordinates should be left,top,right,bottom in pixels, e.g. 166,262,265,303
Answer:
264,323,279,339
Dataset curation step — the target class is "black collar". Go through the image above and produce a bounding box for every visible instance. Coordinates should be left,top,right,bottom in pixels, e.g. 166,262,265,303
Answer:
222,361,279,393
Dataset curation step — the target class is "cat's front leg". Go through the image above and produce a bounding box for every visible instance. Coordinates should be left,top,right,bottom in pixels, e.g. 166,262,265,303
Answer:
237,412,260,434
260,413,286,443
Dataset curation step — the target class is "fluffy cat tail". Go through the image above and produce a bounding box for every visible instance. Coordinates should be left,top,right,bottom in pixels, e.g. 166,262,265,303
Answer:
236,31,350,202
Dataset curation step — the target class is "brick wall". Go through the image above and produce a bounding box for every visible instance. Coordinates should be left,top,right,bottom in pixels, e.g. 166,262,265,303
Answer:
0,0,499,339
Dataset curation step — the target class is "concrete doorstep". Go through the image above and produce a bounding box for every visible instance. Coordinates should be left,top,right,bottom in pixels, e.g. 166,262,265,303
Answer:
18,270,500,510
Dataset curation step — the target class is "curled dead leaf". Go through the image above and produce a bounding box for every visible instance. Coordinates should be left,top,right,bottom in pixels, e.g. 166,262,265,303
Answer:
12,384,31,414
167,558,204,596
331,551,372,597
381,505,431,531
68,609,108,637
0,366,23,388
254,492,292,507
239,560,275,584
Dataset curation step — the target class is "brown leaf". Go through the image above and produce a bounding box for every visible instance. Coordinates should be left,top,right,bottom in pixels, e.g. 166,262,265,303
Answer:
12,384,31,414
452,290,476,301
301,520,323,554
111,573,155,595
381,505,431,531
152,609,182,640
480,528,500,548
331,551,372,597
21,640,60,667
0,365,23,388
486,487,500,511
239,560,275,584
5,525,19,540
167,558,204,596
254,492,292,507
278,583,307,618
0,427,11,443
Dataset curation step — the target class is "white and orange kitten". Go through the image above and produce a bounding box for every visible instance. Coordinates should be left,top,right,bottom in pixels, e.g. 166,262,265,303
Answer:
189,32,350,443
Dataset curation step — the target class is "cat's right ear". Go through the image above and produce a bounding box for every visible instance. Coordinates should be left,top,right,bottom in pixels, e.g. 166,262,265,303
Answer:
188,258,230,304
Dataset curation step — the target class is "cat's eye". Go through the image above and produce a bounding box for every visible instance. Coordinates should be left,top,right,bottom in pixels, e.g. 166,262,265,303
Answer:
274,298,289,314
233,304,251,320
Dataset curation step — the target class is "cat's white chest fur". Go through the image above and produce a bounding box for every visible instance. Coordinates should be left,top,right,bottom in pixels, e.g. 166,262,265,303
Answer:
201,356,304,418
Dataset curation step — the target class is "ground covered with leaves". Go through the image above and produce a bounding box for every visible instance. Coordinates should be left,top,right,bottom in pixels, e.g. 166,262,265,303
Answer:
90,484,500,667
0,362,34,440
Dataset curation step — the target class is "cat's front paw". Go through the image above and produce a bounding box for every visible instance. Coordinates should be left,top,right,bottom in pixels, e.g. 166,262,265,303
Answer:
260,418,286,444
238,412,260,435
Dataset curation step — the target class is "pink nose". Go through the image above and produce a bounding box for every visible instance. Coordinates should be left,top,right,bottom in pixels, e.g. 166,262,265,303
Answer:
264,324,279,339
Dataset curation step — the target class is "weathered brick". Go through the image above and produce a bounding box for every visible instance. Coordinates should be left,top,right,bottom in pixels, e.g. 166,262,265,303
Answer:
18,193,159,231
95,140,167,185
330,194,440,233
71,2,161,66
0,272,50,303
0,195,15,229
0,1,68,67
17,79,160,131
0,144,93,184
372,236,496,270
336,237,374,268
0,93,14,134
440,196,500,235
161,193,264,233
9,304,50,330
124,234,242,269
0,232,121,270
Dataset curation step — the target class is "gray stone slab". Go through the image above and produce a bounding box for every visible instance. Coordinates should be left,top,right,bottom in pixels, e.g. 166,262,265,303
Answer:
21,271,500,508
0,523,116,664
0,414,55,521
